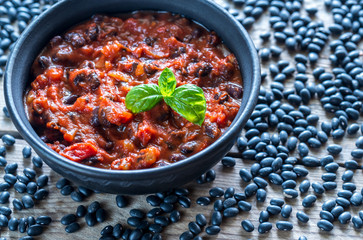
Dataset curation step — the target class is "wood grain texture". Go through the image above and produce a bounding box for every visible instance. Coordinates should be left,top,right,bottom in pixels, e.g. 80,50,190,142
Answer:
0,0,362,239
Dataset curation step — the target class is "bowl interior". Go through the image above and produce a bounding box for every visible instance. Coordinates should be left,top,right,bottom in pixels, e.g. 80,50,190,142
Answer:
5,0,260,190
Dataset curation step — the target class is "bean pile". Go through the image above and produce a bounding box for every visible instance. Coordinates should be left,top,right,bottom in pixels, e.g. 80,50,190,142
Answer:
0,0,362,239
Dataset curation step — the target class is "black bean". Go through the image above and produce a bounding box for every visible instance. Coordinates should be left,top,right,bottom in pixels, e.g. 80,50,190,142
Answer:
8,217,19,231
338,190,353,199
338,211,351,224
22,195,34,208
0,214,8,228
245,183,258,197
320,210,334,223
96,208,106,223
122,229,131,240
258,222,272,233
13,198,24,210
254,176,268,188
337,197,351,208
160,202,173,213
223,207,239,217
0,191,9,204
164,195,178,204
322,199,336,212
302,194,317,207
27,224,43,236
147,208,162,219
15,181,27,193
71,191,84,202
268,173,283,185
324,162,339,172
281,205,292,218
1,134,15,146
223,198,237,208
76,186,92,197
205,169,216,182
223,187,235,199
61,185,74,195
238,200,252,212
36,175,48,187
276,221,293,231
22,146,32,158
61,214,77,225
0,156,6,166
351,149,363,158
146,223,161,234
343,182,356,191
36,216,52,225
188,221,201,235
167,210,179,223
34,189,48,200
353,216,363,229
350,193,363,206
267,205,281,215
101,225,113,236
4,162,17,174
205,225,220,235
356,136,363,148
26,181,37,195
56,178,70,189
17,174,29,184
86,201,100,214
129,209,145,219
65,222,80,233
323,182,337,191
195,213,206,227
221,156,236,167
27,216,36,226
239,169,252,182
176,195,190,208
211,211,222,226
179,231,193,240
296,211,309,223
85,213,97,227
256,189,267,202
154,216,170,227
146,195,162,206
331,206,344,218
18,217,28,233
32,156,43,168
241,220,254,232
76,205,87,217
112,223,123,238
196,196,210,206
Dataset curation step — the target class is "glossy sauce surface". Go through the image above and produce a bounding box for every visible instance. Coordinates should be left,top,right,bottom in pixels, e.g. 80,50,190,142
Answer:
25,12,243,170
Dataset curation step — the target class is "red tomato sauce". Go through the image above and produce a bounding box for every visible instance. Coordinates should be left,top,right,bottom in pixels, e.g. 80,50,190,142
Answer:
25,12,243,170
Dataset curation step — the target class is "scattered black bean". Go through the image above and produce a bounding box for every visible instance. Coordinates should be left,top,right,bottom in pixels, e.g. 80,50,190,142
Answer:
61,214,77,225
27,224,43,236
36,216,52,225
2,134,15,146
65,222,80,233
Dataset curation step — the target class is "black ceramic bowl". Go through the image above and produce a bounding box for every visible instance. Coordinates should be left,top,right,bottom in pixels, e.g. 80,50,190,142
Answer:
4,0,260,194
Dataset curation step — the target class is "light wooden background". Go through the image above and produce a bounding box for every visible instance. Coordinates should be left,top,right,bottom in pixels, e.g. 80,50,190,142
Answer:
0,0,362,239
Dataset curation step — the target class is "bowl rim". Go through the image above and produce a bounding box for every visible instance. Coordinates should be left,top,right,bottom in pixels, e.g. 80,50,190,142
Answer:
4,0,260,180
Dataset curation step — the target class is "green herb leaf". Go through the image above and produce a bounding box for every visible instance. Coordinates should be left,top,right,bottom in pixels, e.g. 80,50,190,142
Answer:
164,84,206,126
125,84,163,113
125,68,207,126
158,67,176,97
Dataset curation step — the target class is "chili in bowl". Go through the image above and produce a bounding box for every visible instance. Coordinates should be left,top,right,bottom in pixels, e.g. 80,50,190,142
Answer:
26,12,243,171
5,0,260,194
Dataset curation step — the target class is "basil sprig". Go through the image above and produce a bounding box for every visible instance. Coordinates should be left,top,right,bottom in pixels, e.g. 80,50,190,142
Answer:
125,68,206,126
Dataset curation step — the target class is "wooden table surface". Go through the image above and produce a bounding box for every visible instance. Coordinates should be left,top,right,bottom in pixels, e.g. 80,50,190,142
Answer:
0,0,362,239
